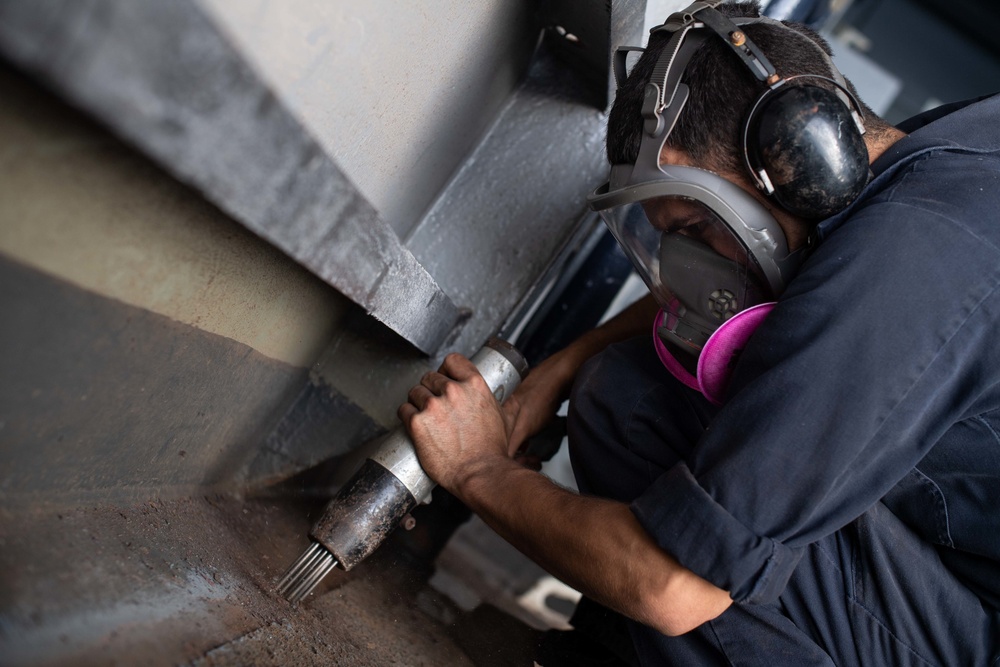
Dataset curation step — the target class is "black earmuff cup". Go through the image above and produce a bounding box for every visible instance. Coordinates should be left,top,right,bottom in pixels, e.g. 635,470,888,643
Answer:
746,84,870,220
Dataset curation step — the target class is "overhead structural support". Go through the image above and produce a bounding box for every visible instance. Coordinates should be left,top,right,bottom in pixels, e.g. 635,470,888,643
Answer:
537,0,647,109
0,0,461,355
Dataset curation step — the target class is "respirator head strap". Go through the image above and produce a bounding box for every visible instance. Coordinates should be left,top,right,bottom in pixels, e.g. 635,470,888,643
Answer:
641,2,871,220
652,0,726,33
641,25,706,138
613,46,647,90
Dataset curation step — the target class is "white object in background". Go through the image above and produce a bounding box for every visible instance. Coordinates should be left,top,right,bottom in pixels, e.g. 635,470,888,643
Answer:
517,576,584,631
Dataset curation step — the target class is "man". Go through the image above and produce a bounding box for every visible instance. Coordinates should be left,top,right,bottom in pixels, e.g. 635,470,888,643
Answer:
399,1,1000,663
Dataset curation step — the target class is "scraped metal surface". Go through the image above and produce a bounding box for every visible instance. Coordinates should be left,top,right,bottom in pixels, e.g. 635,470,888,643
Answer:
0,494,505,666
406,47,608,359
0,0,460,355
403,1,647,358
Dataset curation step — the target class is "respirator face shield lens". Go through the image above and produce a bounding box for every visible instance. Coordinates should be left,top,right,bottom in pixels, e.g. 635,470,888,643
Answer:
597,194,771,355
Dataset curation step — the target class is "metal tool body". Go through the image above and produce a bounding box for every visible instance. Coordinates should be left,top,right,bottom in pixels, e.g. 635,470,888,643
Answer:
278,337,527,603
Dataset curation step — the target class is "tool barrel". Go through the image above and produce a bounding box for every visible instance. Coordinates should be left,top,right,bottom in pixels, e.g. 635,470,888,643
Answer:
310,337,526,571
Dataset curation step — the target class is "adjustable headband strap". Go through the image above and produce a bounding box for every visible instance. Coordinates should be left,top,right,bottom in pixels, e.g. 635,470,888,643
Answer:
737,16,865,131
642,1,777,139
641,1,865,146
651,0,726,34
697,8,777,82
643,26,708,136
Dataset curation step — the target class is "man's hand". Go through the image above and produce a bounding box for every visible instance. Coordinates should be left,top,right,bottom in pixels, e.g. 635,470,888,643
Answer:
398,353,515,493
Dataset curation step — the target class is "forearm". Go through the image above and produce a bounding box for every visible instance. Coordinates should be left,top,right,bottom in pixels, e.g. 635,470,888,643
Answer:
454,455,732,636
507,294,660,454
553,293,659,382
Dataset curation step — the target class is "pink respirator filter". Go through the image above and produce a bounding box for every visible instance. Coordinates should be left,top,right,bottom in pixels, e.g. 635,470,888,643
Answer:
653,302,776,405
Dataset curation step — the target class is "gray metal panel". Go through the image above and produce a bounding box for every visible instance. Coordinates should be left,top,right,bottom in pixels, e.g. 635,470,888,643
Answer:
0,0,648,479
537,0,647,109
406,46,610,357
406,8,647,358
0,0,461,355
199,0,541,242
304,4,648,433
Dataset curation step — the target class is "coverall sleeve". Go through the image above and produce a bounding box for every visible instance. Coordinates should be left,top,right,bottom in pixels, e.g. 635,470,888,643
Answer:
631,161,1000,604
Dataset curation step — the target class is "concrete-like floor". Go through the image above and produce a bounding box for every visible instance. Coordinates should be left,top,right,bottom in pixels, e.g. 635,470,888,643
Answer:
0,488,544,666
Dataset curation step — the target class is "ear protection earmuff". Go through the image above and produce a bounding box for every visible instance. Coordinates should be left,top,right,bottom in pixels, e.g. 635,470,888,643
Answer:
634,0,871,220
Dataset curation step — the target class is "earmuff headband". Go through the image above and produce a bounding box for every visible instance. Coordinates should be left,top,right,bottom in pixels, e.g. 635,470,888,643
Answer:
634,2,871,219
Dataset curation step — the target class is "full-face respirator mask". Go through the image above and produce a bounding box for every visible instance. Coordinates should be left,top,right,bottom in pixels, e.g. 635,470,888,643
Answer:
588,0,870,404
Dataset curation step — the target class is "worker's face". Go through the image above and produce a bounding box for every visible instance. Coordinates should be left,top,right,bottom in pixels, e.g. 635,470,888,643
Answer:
644,146,775,286
594,146,783,324
656,144,811,252
641,196,747,265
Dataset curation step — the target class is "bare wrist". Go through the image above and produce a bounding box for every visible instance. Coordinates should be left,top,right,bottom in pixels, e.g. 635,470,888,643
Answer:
452,454,523,505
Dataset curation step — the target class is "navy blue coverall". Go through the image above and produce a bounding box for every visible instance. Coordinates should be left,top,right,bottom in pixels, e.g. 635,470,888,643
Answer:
568,95,1000,665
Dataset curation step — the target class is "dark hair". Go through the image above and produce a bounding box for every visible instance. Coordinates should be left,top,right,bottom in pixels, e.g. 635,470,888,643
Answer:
606,1,890,174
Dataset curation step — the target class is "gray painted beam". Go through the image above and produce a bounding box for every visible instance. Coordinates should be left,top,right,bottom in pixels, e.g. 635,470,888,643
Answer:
300,2,648,441
0,0,461,355
404,2,647,359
